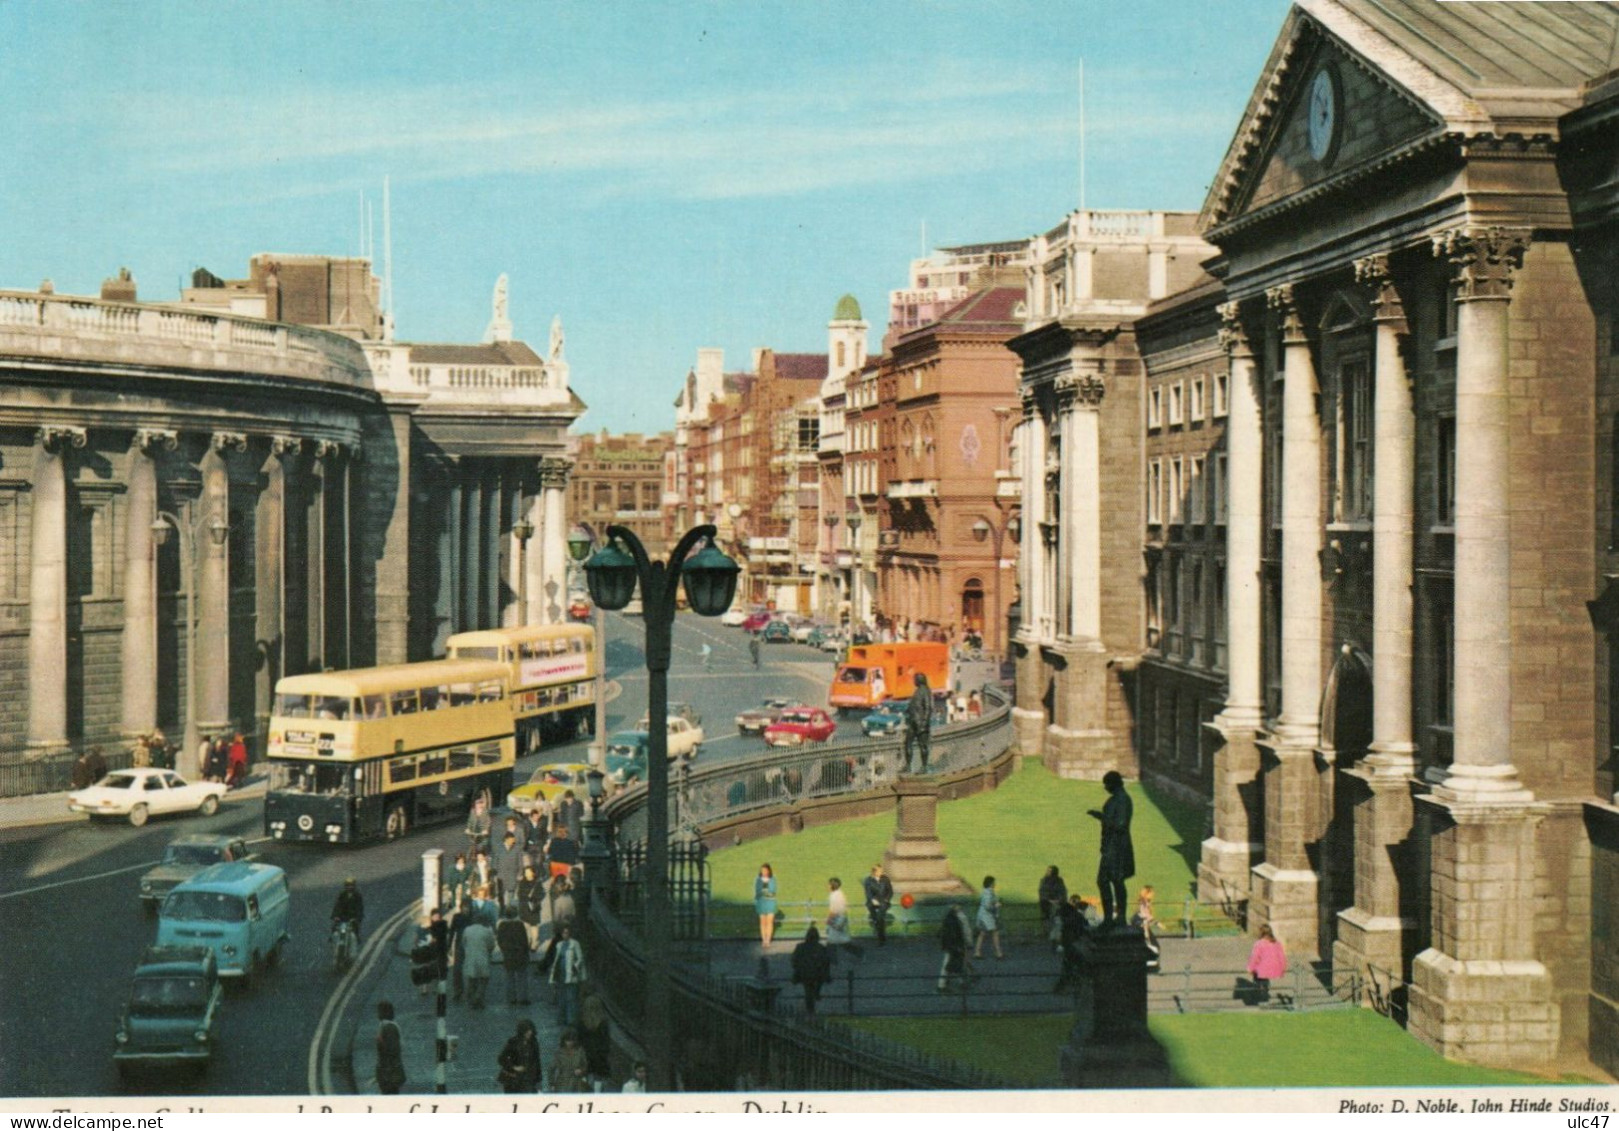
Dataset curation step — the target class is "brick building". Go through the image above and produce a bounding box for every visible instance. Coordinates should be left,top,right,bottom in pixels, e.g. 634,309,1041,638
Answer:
569,430,672,559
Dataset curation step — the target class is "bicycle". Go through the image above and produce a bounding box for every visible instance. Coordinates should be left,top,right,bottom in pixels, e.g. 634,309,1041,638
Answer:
330,919,358,974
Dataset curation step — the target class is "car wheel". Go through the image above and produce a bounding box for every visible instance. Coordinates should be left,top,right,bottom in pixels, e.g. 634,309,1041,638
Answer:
128,804,149,827
386,805,409,840
241,952,259,990
198,795,220,817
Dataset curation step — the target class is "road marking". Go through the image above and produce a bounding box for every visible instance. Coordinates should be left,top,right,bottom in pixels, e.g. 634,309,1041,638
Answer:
309,898,422,1095
0,858,156,902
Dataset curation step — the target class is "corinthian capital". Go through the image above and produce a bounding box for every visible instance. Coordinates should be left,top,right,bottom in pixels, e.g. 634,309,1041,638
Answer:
1432,227,1529,301
1354,253,1407,328
1020,386,1040,420
1266,284,1307,344
1217,301,1252,358
539,458,572,490
133,428,179,453
269,435,303,458
314,439,343,460
1055,370,1105,409
211,431,248,453
38,426,88,452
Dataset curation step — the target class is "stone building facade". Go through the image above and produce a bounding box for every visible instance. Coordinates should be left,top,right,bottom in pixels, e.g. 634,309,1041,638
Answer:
1,261,580,768
570,430,672,559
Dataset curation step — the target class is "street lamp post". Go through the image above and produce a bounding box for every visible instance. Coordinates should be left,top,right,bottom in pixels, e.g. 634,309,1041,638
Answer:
567,526,608,767
969,510,1022,655
846,509,863,629
821,514,839,621
150,506,228,780
583,523,738,1093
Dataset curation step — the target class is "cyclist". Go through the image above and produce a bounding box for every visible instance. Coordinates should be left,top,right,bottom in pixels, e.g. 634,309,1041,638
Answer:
332,876,366,945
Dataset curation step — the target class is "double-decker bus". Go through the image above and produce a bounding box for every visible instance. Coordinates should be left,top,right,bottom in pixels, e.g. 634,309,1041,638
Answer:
264,659,515,844
446,624,597,754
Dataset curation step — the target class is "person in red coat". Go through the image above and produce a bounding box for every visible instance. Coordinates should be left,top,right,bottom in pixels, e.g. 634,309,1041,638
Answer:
1247,924,1288,1005
226,734,249,788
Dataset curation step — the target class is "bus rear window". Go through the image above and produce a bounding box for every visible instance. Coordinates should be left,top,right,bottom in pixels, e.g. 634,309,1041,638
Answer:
452,646,500,660
390,690,419,715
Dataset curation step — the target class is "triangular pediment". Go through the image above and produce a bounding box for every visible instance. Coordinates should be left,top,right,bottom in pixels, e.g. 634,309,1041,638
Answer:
1201,3,1466,234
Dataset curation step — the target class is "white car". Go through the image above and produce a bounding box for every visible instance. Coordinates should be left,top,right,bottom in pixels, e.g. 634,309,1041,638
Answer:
720,608,749,627
69,768,228,827
664,716,705,760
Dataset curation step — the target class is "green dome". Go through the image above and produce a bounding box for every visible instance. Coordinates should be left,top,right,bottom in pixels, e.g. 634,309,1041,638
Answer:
832,293,862,322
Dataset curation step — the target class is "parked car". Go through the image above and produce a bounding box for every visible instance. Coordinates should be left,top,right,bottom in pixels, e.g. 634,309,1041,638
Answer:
507,762,595,813
763,706,838,747
69,768,228,827
735,697,800,735
114,946,223,1078
636,702,703,730
861,701,908,737
790,620,828,643
741,610,773,633
761,620,793,644
140,834,255,913
720,607,750,627
604,732,651,784
816,629,847,654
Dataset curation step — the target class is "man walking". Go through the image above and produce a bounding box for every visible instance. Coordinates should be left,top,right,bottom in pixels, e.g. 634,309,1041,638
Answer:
749,634,761,669
496,902,531,1006
549,924,587,1029
862,864,893,947
938,901,971,993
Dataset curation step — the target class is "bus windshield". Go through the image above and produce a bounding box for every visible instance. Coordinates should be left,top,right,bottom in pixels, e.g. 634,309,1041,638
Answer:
161,890,246,922
274,694,353,719
269,762,352,795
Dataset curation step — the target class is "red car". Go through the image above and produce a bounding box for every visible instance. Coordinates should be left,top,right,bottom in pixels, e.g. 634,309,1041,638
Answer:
763,706,837,747
568,597,592,621
741,611,774,633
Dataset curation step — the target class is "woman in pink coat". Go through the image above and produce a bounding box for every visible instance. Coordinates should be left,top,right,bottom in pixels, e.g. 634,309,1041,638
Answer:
1247,924,1287,1005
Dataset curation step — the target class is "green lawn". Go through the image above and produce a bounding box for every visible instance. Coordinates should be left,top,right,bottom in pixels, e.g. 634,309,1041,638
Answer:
707,759,1210,937
838,1011,1584,1089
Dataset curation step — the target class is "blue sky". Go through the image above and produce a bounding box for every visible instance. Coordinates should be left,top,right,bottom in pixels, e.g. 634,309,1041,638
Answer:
0,0,1290,433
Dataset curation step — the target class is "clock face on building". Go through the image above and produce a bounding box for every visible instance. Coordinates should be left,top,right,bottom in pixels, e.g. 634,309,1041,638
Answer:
1307,67,1340,163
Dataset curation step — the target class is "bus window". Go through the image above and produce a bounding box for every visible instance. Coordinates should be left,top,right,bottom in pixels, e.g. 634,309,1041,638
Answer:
270,762,309,791
363,694,388,719
453,645,500,660
390,689,419,715
570,638,585,654
537,688,552,707
312,764,350,795
314,696,351,720
478,681,503,702
555,685,572,705
449,683,477,707
388,757,418,784
420,753,447,778
519,641,540,660
274,693,313,718
449,748,475,772
477,742,502,765
584,636,594,654
421,686,448,712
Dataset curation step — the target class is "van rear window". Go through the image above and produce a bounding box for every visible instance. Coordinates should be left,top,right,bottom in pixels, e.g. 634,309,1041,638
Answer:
162,891,246,922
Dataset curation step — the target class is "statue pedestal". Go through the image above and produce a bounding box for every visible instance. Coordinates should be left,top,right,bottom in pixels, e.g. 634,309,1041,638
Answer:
1060,928,1173,1089
881,776,969,895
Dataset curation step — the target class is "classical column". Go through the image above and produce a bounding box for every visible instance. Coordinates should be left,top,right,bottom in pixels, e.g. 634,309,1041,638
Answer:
255,437,297,725
28,426,85,752
540,458,571,625
304,444,328,671
1249,284,1320,946
374,410,413,665
122,429,176,738
504,474,524,629
1011,387,1048,757
1066,371,1104,642
1408,228,1554,1066
1334,256,1418,986
1055,378,1079,642
1200,304,1265,901
197,432,244,734
484,469,502,628
460,461,482,630
524,472,546,627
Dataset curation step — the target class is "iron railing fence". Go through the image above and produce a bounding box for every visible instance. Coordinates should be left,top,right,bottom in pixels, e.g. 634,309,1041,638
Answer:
582,899,1015,1091
609,684,1012,844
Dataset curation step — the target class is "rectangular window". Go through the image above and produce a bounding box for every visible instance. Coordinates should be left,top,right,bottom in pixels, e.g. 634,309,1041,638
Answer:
1147,387,1162,430
1212,561,1228,671
1170,457,1184,524
1214,453,1228,525
1165,553,1182,656
1145,559,1161,648
1168,382,1184,426
1190,376,1205,424
1335,357,1373,521
1147,459,1162,525
1190,457,1206,529
1189,558,1205,665
1213,370,1229,418
1436,415,1457,527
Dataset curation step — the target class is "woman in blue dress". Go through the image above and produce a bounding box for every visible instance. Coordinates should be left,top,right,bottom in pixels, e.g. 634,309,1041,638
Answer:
754,863,778,948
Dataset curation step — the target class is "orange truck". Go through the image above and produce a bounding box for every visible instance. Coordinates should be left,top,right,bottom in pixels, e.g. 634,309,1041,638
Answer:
829,642,950,710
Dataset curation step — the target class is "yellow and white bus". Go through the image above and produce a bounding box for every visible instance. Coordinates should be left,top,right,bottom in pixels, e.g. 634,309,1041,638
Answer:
446,624,597,754
263,659,515,844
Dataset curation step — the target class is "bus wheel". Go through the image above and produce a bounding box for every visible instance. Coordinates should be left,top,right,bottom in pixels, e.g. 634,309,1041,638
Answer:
386,805,409,840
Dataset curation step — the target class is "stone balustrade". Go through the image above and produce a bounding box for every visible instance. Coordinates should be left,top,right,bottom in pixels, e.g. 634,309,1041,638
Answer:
0,290,371,389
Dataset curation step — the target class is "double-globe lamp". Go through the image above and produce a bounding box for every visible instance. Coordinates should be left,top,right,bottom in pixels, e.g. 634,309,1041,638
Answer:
578,523,738,1092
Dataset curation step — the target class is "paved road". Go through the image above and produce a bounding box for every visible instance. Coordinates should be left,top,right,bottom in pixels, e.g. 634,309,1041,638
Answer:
0,610,854,1099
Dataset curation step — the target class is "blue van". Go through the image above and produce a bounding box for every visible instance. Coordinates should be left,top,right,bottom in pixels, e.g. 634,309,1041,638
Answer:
156,862,291,983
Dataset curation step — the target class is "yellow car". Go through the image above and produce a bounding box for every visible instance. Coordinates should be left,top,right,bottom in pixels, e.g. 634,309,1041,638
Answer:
505,762,594,815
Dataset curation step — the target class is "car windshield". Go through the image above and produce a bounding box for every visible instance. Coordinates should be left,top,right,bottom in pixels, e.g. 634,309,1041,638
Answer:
781,711,814,723
161,891,246,922
535,768,576,785
838,668,867,684
129,975,210,1014
100,774,139,790
162,845,225,867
